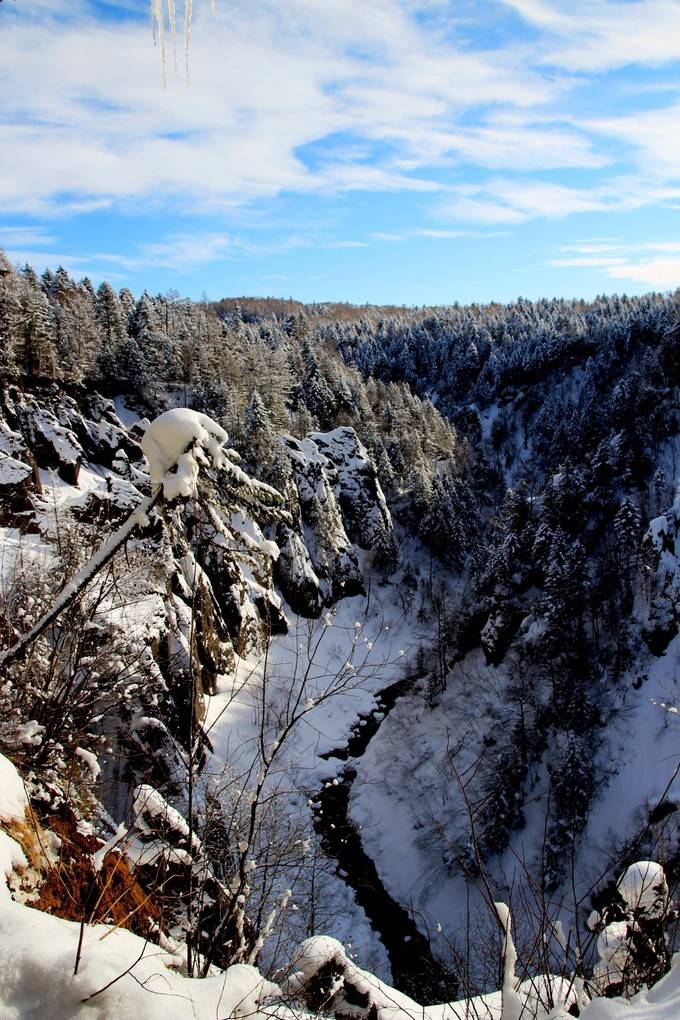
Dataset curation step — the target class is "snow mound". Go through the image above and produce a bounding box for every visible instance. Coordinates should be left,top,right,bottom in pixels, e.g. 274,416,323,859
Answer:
0,895,281,1020
142,408,230,499
617,861,669,918
142,409,284,505
584,953,680,1019
289,935,345,981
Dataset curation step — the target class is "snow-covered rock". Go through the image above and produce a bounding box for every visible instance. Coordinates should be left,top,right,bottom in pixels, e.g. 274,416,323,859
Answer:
310,427,395,560
642,500,680,654
283,433,364,603
275,524,324,616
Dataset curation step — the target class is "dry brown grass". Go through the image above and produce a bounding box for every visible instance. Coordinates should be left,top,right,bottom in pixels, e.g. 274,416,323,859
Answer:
2,803,161,939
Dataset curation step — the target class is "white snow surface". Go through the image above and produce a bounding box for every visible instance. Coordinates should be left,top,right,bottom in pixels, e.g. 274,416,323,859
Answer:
580,956,680,1019
0,752,29,822
0,895,282,1020
0,454,32,486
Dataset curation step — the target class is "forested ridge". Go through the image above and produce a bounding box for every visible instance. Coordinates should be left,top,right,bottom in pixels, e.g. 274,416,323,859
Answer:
2,248,680,1017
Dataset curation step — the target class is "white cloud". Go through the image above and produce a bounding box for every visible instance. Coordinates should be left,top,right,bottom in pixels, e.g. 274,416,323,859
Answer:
501,0,680,71
442,179,606,224
607,259,680,288
587,103,680,179
0,0,588,217
441,175,680,225
549,239,680,290
0,226,57,247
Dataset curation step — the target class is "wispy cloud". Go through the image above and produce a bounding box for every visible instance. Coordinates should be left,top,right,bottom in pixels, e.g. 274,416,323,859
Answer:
549,239,680,289
500,0,680,72
415,228,506,239
326,240,369,249
1,248,125,281
0,226,57,248
0,0,592,218
440,175,680,225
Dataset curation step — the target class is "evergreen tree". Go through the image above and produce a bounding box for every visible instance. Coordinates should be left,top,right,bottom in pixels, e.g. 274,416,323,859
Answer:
301,340,337,427
243,390,278,468
0,251,20,374
129,292,178,396
17,266,58,378
96,281,127,377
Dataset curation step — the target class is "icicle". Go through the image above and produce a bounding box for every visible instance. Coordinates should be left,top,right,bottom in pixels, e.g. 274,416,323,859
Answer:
151,0,167,86
150,0,214,83
167,0,178,76
184,0,193,83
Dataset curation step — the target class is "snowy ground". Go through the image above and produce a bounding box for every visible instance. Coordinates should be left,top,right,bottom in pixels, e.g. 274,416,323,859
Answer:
350,648,502,957
4,746,680,1020
349,625,680,975
201,571,432,980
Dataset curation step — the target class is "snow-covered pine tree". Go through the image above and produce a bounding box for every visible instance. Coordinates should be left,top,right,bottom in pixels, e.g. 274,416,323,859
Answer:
95,281,128,378
243,390,278,468
17,266,58,378
0,250,20,374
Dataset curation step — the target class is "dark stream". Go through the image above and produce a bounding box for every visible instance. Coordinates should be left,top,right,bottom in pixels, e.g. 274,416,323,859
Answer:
311,675,459,1003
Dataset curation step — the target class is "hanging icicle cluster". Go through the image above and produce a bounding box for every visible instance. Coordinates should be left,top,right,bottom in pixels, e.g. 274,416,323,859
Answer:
151,0,213,83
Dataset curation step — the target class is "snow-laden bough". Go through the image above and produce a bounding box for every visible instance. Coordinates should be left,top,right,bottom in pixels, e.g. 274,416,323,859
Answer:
0,409,281,668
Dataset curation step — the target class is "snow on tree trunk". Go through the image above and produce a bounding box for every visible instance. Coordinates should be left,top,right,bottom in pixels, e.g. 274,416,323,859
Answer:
495,902,523,1020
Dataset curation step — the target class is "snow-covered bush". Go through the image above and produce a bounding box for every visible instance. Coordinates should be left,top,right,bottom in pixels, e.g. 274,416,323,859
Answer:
592,861,671,998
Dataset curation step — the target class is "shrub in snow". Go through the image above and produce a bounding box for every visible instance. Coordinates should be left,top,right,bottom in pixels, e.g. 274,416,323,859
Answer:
591,861,671,998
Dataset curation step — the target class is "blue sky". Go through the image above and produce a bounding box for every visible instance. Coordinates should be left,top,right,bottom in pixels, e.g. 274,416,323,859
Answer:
1,0,680,304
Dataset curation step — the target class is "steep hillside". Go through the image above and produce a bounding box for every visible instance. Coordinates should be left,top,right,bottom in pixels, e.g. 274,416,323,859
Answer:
2,252,680,1016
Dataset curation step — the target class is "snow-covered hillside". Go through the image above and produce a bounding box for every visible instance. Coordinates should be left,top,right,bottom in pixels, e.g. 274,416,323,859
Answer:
2,265,680,1018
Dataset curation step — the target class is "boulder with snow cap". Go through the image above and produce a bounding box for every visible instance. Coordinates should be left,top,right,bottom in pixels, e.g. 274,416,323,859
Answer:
287,936,425,1020
24,403,83,484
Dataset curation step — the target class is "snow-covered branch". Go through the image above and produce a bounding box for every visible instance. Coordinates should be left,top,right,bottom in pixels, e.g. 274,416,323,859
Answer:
1,409,278,669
